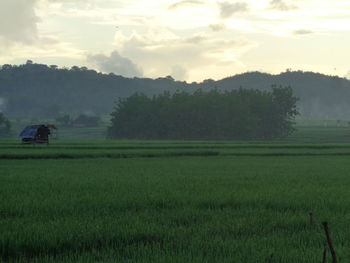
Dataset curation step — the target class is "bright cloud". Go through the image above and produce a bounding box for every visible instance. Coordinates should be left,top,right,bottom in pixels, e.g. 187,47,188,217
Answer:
110,28,257,81
0,0,39,44
87,51,143,77
0,0,350,81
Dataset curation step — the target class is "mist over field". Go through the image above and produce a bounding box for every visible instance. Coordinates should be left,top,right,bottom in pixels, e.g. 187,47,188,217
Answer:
0,97,6,112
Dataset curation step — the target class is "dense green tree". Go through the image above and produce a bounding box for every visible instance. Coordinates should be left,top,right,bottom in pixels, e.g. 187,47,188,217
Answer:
108,87,298,140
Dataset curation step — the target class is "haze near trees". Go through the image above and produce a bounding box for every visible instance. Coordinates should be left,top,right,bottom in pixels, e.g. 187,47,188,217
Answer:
0,112,11,137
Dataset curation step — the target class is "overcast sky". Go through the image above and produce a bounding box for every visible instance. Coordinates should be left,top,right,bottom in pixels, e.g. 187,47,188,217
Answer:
0,0,349,82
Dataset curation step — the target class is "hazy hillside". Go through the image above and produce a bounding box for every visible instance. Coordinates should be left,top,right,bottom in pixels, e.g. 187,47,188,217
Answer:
214,71,350,119
1,62,350,119
0,63,187,118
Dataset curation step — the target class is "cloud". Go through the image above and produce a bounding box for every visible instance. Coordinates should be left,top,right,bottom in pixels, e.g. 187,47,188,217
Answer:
169,0,203,10
0,0,40,44
87,51,143,78
0,0,87,66
171,65,188,81
218,2,248,19
185,35,206,44
269,0,297,11
345,71,350,80
209,23,226,32
293,29,313,35
113,30,256,81
0,30,85,65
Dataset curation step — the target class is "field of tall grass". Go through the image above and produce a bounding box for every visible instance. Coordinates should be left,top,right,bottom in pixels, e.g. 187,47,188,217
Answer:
2,139,350,262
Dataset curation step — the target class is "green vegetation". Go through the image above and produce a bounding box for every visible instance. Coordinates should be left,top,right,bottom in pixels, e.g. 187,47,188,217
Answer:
290,119,350,143
2,139,350,262
2,62,350,120
108,87,298,140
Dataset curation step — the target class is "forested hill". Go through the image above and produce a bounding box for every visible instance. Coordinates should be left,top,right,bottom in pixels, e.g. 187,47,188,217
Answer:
214,71,350,119
1,62,350,119
0,63,188,118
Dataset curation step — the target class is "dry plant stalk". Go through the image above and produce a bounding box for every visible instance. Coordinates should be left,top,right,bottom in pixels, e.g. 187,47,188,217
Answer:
322,222,337,263
322,242,327,263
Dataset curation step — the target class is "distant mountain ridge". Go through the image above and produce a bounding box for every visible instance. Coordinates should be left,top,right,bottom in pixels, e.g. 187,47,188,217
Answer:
0,62,349,119
214,71,350,119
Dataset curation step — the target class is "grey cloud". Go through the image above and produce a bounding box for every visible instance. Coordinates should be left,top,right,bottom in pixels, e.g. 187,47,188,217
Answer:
169,0,203,10
116,32,255,81
269,0,297,11
0,0,39,44
118,34,204,66
219,2,248,19
185,35,206,44
87,51,143,78
209,23,226,32
293,29,313,35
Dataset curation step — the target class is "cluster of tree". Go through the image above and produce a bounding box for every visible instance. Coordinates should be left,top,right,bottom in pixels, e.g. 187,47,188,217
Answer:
56,114,101,127
0,61,350,120
0,112,11,137
108,87,298,140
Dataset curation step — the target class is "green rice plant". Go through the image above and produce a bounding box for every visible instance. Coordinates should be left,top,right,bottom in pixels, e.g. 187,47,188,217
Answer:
1,151,350,262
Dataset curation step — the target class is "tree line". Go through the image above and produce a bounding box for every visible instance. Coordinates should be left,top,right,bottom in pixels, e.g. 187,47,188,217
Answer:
108,87,298,140
1,61,350,119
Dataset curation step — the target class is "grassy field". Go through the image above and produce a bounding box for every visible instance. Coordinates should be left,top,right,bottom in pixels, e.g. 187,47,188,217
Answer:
2,137,350,262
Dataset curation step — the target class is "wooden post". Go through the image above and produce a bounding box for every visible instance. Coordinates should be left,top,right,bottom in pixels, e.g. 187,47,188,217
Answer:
322,222,337,263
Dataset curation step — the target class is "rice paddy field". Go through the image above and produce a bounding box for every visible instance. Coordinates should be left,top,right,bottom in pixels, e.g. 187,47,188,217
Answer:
2,125,350,262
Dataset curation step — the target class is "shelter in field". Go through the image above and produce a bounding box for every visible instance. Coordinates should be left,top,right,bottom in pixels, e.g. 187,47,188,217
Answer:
19,125,57,144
